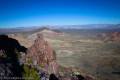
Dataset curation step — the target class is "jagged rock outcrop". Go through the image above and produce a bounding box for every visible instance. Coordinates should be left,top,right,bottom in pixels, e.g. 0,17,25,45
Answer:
26,33,58,74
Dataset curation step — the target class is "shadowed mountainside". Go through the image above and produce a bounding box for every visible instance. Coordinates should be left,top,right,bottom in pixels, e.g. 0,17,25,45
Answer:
0,35,27,78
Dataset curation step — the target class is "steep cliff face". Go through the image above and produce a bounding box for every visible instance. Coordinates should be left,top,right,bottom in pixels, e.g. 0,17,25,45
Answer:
26,34,58,74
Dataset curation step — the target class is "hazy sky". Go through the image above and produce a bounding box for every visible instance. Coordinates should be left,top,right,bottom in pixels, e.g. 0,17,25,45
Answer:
0,0,120,28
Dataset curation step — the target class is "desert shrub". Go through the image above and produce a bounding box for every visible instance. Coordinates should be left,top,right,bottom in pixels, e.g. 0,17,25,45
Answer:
23,65,40,80
39,64,45,68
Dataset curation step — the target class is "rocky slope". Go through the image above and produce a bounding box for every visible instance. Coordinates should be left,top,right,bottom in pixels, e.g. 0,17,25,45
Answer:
8,28,64,48
27,28,64,42
99,32,120,42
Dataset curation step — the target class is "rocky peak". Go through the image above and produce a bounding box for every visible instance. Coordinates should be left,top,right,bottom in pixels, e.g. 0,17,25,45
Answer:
26,33,58,74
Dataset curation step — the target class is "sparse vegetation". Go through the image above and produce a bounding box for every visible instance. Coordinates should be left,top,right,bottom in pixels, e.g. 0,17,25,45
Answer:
23,65,40,80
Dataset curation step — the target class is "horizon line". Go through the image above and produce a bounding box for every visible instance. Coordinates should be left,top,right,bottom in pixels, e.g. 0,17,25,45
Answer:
0,23,120,29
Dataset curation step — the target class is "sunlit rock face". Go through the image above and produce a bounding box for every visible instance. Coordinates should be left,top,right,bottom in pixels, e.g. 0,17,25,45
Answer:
27,33,58,74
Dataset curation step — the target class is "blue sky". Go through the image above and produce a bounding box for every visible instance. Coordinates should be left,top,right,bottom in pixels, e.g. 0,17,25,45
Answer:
0,0,120,28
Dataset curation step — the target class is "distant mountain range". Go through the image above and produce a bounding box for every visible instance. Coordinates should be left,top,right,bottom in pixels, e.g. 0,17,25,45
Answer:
56,24,120,29
0,24,120,34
